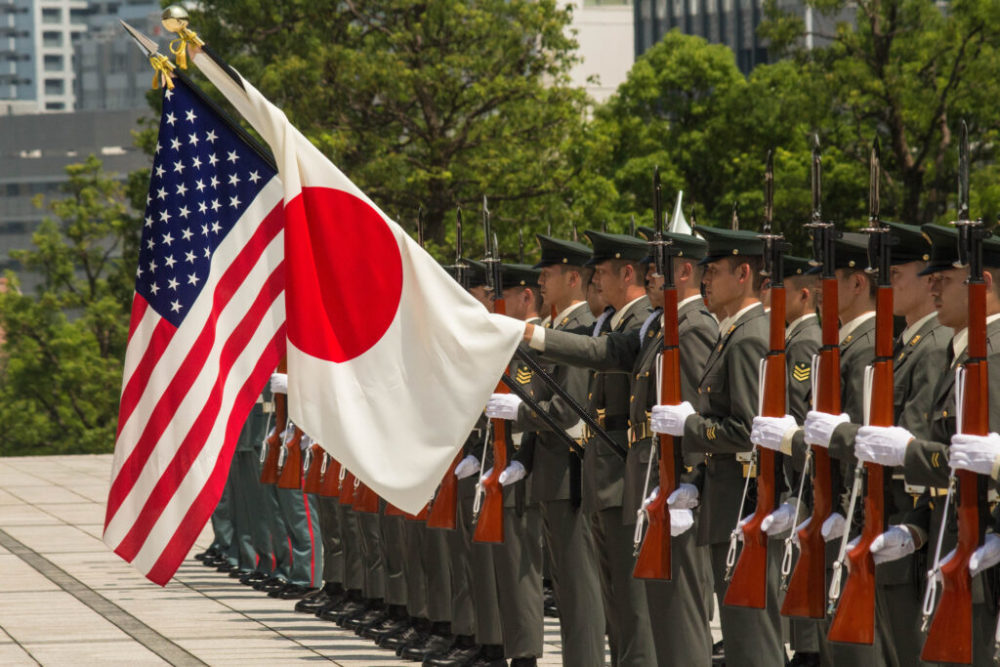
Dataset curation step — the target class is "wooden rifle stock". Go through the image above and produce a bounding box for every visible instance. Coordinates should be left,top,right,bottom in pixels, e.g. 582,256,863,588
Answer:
828,286,893,644
385,503,407,517
922,282,988,663
277,426,304,489
259,360,288,484
339,471,356,505
354,481,380,513
782,276,840,618
474,297,508,544
633,287,681,580
427,452,462,529
302,444,324,494
724,285,786,608
318,453,341,498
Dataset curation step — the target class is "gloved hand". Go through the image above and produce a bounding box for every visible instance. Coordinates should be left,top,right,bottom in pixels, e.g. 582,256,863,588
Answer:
761,502,797,536
856,425,915,467
270,372,288,395
870,525,915,565
950,432,1000,475
821,512,847,542
670,509,695,536
498,461,527,486
936,548,956,583
804,411,850,448
970,533,1000,576
454,455,480,480
751,415,798,451
667,482,699,509
485,393,523,421
642,486,659,510
791,517,810,546
735,515,750,541
651,402,696,437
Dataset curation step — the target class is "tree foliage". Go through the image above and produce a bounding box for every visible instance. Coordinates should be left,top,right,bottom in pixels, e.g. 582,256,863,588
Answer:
0,157,142,455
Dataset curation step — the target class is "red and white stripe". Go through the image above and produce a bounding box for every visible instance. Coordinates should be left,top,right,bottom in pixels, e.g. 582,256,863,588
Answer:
103,178,285,585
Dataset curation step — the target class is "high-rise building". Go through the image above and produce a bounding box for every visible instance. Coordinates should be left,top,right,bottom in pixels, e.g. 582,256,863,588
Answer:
564,0,636,102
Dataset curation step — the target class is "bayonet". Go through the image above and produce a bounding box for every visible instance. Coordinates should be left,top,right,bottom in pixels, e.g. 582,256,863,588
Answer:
455,207,465,288
630,215,637,236
811,133,822,224
518,228,524,263
763,150,774,235
120,19,161,57
731,201,740,231
417,206,425,248
869,138,881,228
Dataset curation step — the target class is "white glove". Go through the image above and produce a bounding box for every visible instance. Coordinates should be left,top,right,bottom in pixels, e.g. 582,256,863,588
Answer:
670,509,694,536
651,402,696,437
735,515,750,542
761,502,797,536
667,482,700,509
454,455,480,480
751,415,798,451
485,393,522,420
971,533,1000,576
642,486,659,510
270,372,288,395
821,512,847,542
855,425,915,467
804,411,850,448
791,517,811,546
950,432,1000,475
498,461,527,486
870,525,915,565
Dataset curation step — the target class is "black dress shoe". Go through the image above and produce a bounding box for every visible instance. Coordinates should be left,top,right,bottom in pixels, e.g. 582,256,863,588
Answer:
346,606,387,632
216,562,238,573
362,615,411,641
294,588,330,612
336,600,374,628
230,568,252,579
194,548,218,561
240,571,268,586
510,658,536,667
319,597,366,623
378,624,423,650
203,555,226,568
254,576,287,592
423,643,481,667
277,584,317,600
401,633,454,661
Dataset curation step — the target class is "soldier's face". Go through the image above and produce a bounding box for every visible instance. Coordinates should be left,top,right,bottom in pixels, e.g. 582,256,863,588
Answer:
467,285,494,313
645,263,664,308
592,261,626,306
890,261,931,318
701,259,741,314
538,265,565,309
930,267,968,330
587,279,607,317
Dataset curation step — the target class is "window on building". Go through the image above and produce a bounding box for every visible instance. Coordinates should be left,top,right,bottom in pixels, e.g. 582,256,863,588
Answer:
44,78,64,95
41,8,61,24
45,101,65,110
42,31,62,47
69,8,88,23
43,55,62,72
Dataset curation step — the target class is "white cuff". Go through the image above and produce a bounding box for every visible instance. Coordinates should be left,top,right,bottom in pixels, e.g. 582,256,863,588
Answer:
529,325,547,352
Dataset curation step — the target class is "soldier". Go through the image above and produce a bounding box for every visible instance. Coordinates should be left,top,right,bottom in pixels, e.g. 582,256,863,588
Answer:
295,451,349,614
489,235,606,667
525,230,654,665
650,226,781,666
855,225,1000,664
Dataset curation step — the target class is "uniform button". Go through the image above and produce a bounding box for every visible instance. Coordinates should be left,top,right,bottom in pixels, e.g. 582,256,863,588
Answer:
630,395,635,402
706,386,711,392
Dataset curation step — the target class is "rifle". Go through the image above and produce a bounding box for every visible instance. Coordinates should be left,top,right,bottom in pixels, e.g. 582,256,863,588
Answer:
427,209,465,530
353,480,380,513
339,470,356,505
921,122,987,664
633,166,680,581
276,424,304,489
301,439,324,494
723,150,787,608
827,139,892,644
317,452,341,498
781,134,839,619
474,196,508,543
259,360,287,484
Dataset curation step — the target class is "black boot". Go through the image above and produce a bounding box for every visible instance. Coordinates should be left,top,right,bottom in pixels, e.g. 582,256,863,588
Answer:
422,635,480,667
378,618,429,650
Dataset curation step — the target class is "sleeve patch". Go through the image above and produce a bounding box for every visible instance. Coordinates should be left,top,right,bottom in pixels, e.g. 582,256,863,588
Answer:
792,362,810,383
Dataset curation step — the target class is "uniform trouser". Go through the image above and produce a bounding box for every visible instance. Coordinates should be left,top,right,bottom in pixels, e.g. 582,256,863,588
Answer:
971,601,1000,666
591,507,656,667
230,450,258,571
263,483,291,579
444,513,476,636
211,465,237,563
459,489,502,645
317,496,343,585
541,499,606,666
402,520,429,620
875,568,929,667
491,505,544,659
709,538,784,667
380,512,408,606
644,523,714,666
356,506,386,600
274,484,322,587
339,504,365,591
816,541,886,667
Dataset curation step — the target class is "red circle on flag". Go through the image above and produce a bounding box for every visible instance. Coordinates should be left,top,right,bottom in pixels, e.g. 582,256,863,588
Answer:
284,187,403,362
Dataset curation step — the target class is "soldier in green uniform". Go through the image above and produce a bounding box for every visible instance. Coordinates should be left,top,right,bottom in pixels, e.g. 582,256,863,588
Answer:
651,226,781,666
494,235,606,667
296,450,348,613
856,226,1000,665
231,388,278,581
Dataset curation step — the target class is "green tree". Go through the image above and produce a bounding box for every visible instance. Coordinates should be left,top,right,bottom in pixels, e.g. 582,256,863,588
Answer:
0,156,141,455
188,0,598,259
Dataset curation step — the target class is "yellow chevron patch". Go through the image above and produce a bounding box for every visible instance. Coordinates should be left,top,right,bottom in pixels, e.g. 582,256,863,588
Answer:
931,452,942,468
792,362,810,383
515,368,533,385
706,425,717,441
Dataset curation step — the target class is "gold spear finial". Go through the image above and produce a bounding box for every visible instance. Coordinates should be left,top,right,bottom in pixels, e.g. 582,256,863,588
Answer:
162,5,204,69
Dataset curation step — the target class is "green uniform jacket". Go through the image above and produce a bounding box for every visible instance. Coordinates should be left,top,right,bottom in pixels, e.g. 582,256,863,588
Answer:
683,303,769,546
783,315,821,496
513,303,595,504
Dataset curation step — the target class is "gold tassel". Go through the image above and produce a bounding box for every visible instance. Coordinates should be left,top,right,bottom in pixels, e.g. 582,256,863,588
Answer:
149,53,175,90
168,27,205,70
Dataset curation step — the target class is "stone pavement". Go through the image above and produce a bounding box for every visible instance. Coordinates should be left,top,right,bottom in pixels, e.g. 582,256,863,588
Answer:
0,454,723,665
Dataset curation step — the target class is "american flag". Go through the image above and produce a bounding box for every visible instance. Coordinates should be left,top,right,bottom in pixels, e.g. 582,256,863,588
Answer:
103,78,286,585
